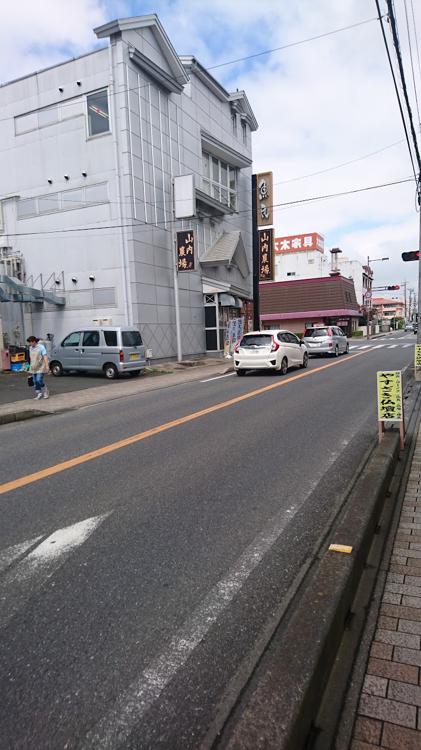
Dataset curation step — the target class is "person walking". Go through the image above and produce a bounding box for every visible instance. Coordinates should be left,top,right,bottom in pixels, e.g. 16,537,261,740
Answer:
27,336,49,399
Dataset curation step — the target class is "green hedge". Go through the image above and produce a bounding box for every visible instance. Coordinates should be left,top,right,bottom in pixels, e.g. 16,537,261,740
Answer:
352,330,364,337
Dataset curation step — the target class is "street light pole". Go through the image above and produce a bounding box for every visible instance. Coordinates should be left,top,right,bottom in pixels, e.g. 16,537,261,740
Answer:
366,256,389,339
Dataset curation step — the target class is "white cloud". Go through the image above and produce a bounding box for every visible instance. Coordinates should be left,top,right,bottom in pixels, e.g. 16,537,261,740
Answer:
0,0,109,82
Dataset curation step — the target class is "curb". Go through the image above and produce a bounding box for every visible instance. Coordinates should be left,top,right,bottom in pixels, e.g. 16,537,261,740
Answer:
216,432,401,750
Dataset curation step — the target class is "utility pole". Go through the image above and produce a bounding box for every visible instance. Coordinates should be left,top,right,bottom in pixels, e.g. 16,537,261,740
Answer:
416,193,421,379
401,280,407,320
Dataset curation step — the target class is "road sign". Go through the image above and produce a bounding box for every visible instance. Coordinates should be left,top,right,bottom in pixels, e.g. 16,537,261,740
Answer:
377,370,403,422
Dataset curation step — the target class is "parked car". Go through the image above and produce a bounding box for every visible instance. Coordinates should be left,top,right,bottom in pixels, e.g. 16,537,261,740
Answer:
233,330,308,376
303,326,349,357
49,326,146,379
405,322,414,331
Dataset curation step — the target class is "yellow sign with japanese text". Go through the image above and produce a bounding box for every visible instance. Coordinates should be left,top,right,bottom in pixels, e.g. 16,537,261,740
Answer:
377,370,403,422
415,345,421,368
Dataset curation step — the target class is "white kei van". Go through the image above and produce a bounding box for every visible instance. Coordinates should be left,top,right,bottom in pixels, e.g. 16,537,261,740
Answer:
49,326,146,379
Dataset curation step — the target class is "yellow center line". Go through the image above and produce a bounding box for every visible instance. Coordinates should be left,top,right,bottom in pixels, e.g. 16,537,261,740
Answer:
0,347,377,496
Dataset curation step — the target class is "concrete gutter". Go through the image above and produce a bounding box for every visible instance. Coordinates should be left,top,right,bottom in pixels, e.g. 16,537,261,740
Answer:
217,431,401,750
0,360,234,426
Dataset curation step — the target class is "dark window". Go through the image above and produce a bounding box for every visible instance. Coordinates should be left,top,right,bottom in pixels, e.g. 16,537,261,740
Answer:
304,328,330,338
287,333,300,344
104,330,118,346
122,330,143,347
82,330,100,347
62,331,80,347
239,334,272,347
278,333,289,343
87,89,110,136
205,307,217,327
206,329,218,350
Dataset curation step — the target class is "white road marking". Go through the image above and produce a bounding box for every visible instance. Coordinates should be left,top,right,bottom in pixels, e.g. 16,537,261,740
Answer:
0,535,42,575
349,345,359,350
200,372,235,383
0,513,110,629
356,345,371,349
82,503,299,749
371,344,385,349
387,345,398,349
402,344,412,348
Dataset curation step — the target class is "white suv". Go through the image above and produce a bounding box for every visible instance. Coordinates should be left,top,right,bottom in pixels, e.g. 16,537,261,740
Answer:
234,330,308,376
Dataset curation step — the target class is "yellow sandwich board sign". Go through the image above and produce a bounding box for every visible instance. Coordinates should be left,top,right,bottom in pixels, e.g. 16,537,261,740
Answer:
415,345,421,368
377,370,403,422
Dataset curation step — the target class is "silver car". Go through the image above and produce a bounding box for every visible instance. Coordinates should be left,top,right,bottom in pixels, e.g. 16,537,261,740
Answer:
50,326,146,379
303,326,349,357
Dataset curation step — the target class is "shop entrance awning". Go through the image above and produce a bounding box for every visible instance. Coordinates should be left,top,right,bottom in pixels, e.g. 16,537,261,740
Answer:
200,231,250,278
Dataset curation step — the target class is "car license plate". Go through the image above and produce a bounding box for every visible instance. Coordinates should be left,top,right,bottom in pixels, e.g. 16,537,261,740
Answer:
130,353,139,360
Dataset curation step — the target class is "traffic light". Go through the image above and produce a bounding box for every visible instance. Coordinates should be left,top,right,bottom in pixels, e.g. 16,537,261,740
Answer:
387,285,400,290
402,251,420,261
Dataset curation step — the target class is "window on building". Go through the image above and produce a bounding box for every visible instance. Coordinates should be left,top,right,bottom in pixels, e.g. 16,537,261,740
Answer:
87,89,110,136
201,152,237,210
17,198,37,218
231,112,237,136
17,183,109,219
241,119,247,145
287,272,296,277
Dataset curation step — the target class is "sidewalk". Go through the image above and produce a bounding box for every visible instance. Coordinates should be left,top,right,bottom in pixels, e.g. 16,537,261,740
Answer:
0,358,233,425
350,425,421,750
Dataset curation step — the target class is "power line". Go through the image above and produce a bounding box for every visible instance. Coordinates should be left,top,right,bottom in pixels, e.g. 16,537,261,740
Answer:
275,139,405,185
403,0,421,130
409,0,421,122
4,175,413,240
207,16,381,70
374,0,418,181
385,0,421,170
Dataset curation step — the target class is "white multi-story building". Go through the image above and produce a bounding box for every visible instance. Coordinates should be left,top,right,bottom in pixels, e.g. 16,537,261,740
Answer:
0,14,257,357
274,234,370,306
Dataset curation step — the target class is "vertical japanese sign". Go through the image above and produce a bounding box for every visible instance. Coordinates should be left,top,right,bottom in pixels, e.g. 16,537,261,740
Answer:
256,171,273,227
415,345,421,368
224,318,244,356
377,370,403,421
176,230,195,271
259,228,274,281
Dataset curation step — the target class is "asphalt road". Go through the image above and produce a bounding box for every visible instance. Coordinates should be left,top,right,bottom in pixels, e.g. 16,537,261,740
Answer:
0,331,415,749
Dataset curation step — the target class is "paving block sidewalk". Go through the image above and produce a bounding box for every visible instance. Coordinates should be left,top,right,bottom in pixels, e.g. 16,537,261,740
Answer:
351,428,421,749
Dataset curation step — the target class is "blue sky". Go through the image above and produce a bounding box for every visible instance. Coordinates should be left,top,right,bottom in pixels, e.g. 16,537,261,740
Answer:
1,0,420,293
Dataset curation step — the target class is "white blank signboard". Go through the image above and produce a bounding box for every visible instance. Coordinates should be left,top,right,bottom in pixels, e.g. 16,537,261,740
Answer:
174,174,195,218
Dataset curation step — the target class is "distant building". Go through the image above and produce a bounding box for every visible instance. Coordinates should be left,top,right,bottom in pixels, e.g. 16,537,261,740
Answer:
259,276,360,337
274,234,371,306
0,13,258,357
372,297,405,321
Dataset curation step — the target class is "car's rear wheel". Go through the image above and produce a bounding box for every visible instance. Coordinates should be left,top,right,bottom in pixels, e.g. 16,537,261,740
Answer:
104,363,118,380
301,352,308,368
50,361,63,377
279,357,288,375
236,369,246,377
